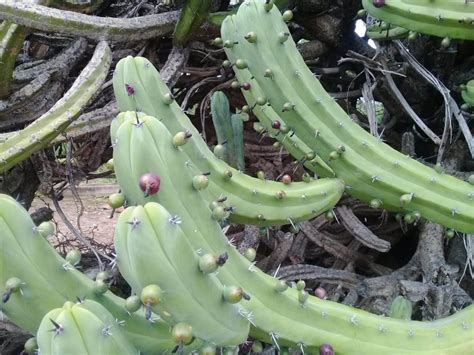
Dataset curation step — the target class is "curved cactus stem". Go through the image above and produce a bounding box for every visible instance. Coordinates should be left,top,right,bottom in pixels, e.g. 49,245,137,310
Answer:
36,300,138,354
112,58,343,226
362,0,474,40
366,23,410,40
0,41,111,173
221,0,474,233
112,111,344,226
0,2,179,42
114,199,250,345
112,112,474,354
0,193,182,353
0,21,26,99
174,0,213,45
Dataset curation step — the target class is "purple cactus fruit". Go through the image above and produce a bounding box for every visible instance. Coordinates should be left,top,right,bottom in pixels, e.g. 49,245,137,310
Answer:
271,120,281,129
373,0,385,8
241,82,251,90
139,173,161,197
314,287,327,299
319,344,334,355
125,83,135,96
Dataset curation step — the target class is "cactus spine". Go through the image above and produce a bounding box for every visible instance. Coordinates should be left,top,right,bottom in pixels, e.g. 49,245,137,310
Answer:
0,41,112,173
221,0,474,233
112,112,474,353
362,0,474,40
112,59,344,226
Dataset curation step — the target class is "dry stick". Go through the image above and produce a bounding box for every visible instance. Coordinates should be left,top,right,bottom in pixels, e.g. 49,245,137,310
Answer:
362,69,378,137
0,2,180,42
393,41,471,161
51,192,113,268
382,65,441,145
336,205,391,252
161,46,190,88
270,264,361,289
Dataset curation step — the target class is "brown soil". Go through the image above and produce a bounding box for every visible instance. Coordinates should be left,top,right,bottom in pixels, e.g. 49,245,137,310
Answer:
30,187,120,249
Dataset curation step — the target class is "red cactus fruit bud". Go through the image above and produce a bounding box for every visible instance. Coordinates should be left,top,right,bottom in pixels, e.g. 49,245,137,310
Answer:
314,287,327,299
125,84,135,96
281,174,292,185
139,173,161,197
319,344,334,355
271,120,281,129
373,0,385,8
241,82,251,90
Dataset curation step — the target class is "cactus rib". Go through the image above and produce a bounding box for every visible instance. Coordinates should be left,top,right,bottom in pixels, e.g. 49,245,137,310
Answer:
37,300,138,354
362,0,474,40
112,58,344,226
112,112,474,353
0,41,111,173
0,193,182,353
221,0,474,233
0,1,179,42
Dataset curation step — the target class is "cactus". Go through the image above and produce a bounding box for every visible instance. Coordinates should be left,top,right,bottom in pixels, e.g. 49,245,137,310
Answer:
211,91,245,171
0,193,189,353
461,80,474,107
0,41,111,173
112,112,474,353
114,201,250,345
0,1,179,42
36,300,137,354
389,295,413,320
362,0,474,40
174,0,213,45
366,23,410,40
221,0,474,233
112,58,344,226
0,21,26,99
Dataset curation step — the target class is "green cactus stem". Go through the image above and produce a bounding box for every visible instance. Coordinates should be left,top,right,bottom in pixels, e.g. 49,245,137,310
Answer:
0,2,179,42
366,23,410,40
112,111,343,226
114,201,250,345
112,58,344,226
221,0,474,233
36,300,138,354
112,112,474,353
0,41,111,173
0,21,26,99
174,0,213,45
211,91,245,171
461,80,474,107
362,0,474,40
0,193,183,353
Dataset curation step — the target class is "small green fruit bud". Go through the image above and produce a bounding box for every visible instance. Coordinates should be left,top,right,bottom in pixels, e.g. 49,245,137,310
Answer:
200,344,217,355
264,0,274,12
257,171,266,180
400,193,413,206
231,81,240,90
108,193,125,209
282,10,293,22
66,249,81,266
328,151,339,160
370,199,382,209
278,32,290,43
468,175,474,185
172,322,194,345
93,279,108,295
105,158,114,171
296,280,306,291
298,290,309,304
96,271,109,281
302,173,311,183
244,248,257,262
172,131,192,147
140,284,162,306
223,285,249,303
224,40,234,48
163,93,174,104
256,97,267,106
36,221,55,237
441,37,451,48
252,340,264,352
24,338,37,354
235,59,247,69
192,174,209,190
264,68,273,78
222,60,231,68
389,295,412,320
125,295,142,313
213,144,226,159
282,102,294,111
244,31,257,43
5,277,22,292
274,279,288,292
445,229,455,239
213,37,223,46
357,9,366,17
199,252,228,273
